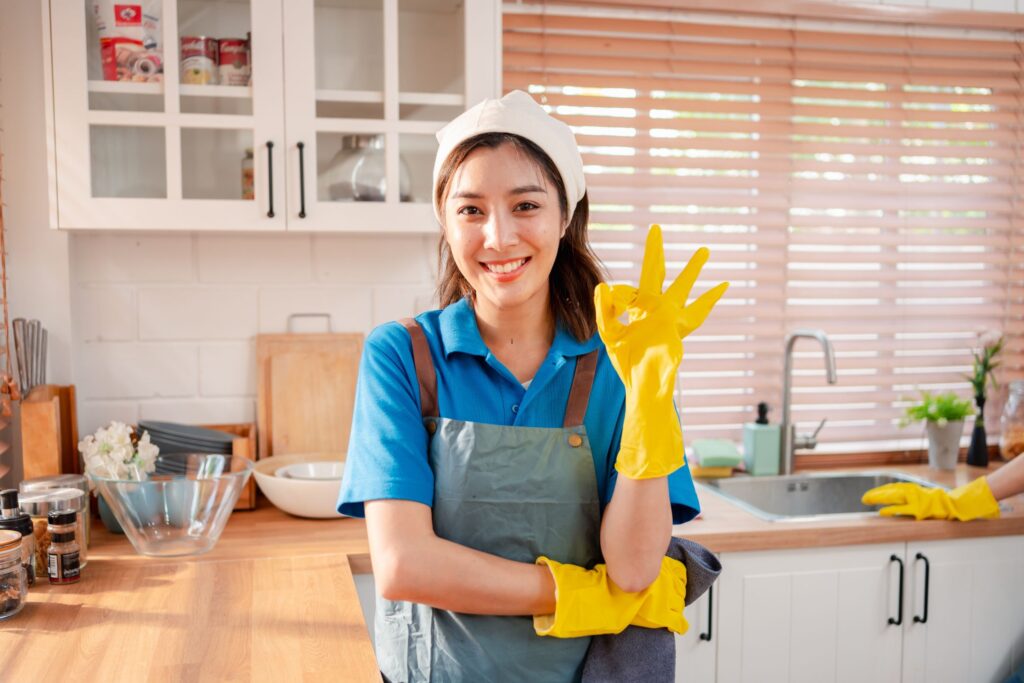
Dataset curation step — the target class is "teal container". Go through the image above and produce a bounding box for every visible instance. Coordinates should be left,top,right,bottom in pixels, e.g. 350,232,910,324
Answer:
743,402,781,476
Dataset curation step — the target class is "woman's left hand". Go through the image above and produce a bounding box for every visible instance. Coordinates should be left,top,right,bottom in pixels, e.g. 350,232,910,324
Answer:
595,224,729,480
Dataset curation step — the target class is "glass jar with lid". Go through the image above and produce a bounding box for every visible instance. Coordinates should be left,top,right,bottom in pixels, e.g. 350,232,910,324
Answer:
0,490,37,586
999,380,1024,461
0,529,26,621
21,474,91,553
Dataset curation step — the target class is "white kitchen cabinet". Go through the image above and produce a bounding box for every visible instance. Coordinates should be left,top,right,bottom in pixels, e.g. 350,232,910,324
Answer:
675,584,717,682
43,0,500,232
901,535,1024,683
714,543,906,683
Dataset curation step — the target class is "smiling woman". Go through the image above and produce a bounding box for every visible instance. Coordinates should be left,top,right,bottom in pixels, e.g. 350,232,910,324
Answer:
336,90,725,683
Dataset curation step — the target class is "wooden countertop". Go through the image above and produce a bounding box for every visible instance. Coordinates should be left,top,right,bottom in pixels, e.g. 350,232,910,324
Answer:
2,461,1021,681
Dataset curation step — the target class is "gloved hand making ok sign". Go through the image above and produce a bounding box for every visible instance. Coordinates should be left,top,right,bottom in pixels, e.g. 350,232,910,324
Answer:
595,225,730,480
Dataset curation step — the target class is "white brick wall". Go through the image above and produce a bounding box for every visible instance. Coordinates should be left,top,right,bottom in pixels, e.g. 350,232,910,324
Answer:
71,233,437,435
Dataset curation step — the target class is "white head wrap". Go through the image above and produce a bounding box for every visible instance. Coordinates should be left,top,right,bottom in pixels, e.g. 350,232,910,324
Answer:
432,90,586,226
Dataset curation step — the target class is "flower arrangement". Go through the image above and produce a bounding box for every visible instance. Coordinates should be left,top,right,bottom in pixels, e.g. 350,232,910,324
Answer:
967,330,1004,400
78,421,159,486
902,391,975,428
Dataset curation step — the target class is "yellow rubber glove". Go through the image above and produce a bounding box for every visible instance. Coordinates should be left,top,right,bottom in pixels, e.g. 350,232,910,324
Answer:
595,225,729,479
861,477,1000,521
533,555,688,638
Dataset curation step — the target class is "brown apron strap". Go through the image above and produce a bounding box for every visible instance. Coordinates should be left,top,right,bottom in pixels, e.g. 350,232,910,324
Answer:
399,318,438,418
563,350,598,428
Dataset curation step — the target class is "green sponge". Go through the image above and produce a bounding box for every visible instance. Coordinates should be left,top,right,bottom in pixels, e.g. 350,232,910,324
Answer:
691,439,742,468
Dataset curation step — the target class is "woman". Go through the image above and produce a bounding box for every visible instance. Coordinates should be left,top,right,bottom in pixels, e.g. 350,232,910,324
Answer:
337,90,728,682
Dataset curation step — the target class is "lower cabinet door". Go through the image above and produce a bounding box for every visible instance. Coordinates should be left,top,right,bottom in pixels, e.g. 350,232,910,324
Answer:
675,586,717,681
902,535,1024,683
715,544,905,683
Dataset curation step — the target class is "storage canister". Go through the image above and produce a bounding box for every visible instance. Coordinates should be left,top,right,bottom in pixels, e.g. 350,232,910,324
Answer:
20,474,91,554
0,529,26,621
19,488,88,571
1000,380,1024,461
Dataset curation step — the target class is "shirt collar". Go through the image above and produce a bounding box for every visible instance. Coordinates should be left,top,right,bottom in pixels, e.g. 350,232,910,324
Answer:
439,297,603,360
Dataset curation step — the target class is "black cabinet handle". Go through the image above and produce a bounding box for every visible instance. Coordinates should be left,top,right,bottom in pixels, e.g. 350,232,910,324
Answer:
913,552,930,624
699,583,713,641
266,141,275,218
297,141,307,218
888,554,904,626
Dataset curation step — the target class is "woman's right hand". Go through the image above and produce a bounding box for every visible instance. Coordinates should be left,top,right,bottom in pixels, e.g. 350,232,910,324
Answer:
533,554,688,638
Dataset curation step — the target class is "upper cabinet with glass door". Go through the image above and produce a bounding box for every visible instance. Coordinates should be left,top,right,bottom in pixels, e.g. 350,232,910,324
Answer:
43,0,499,232
283,0,499,232
47,0,286,230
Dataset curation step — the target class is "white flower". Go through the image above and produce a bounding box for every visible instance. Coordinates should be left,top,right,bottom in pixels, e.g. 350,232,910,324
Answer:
936,417,948,427
978,329,1003,351
79,420,160,486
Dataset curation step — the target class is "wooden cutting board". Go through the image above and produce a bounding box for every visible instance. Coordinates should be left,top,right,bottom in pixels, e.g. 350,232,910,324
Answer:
255,333,363,460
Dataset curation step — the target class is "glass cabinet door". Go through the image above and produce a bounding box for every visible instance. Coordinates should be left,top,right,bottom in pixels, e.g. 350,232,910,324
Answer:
283,0,492,232
50,0,285,230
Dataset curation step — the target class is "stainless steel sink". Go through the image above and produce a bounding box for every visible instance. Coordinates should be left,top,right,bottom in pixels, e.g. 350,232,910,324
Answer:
697,471,945,522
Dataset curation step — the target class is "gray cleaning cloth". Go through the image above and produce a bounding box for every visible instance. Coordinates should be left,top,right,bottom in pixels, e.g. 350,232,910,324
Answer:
581,537,722,683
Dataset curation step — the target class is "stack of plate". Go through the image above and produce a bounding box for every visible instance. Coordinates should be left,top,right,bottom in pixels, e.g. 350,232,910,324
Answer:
139,421,237,474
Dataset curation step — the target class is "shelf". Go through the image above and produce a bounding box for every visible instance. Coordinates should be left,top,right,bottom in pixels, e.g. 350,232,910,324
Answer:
88,81,253,99
314,90,463,106
398,92,463,106
88,80,162,95
180,84,253,99
315,89,383,103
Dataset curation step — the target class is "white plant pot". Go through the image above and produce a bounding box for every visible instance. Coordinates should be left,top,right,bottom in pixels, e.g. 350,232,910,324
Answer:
926,420,964,470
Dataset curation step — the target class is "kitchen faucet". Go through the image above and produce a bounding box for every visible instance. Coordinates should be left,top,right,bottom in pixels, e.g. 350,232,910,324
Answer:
781,329,838,475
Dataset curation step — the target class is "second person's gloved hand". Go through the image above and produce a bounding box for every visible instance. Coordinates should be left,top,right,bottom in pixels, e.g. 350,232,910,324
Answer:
533,555,688,638
861,476,1000,521
595,225,729,479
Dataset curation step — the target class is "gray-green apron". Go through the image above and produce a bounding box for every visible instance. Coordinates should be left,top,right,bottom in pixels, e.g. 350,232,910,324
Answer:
375,319,602,683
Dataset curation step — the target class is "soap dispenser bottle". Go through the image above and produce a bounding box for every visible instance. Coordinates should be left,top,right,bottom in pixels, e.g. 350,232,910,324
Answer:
743,402,781,476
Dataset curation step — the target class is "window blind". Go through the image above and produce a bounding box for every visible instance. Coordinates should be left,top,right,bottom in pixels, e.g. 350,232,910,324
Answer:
504,4,1024,450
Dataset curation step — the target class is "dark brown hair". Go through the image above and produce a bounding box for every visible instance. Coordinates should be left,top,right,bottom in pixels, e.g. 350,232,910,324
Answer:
434,133,605,341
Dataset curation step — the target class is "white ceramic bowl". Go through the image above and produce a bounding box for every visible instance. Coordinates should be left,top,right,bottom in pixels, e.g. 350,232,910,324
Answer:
275,461,345,481
253,452,346,519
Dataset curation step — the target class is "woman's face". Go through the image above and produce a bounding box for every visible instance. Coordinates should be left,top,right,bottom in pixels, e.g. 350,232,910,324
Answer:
443,143,563,316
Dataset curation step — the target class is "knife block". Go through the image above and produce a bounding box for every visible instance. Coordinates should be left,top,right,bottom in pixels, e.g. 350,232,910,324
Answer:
20,384,79,479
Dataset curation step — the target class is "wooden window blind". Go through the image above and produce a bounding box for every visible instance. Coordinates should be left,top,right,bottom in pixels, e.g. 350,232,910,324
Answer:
504,4,1024,451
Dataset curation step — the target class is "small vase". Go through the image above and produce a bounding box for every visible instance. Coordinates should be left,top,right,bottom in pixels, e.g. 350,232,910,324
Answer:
926,419,964,470
966,394,989,467
97,495,124,534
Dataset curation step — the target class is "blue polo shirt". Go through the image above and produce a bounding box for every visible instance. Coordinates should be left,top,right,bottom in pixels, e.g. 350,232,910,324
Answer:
336,297,700,525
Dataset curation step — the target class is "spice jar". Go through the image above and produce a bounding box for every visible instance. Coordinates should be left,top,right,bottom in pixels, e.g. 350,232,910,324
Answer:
1000,380,1024,461
241,147,254,200
0,490,37,586
20,474,91,554
0,529,26,620
47,511,81,585
19,488,88,571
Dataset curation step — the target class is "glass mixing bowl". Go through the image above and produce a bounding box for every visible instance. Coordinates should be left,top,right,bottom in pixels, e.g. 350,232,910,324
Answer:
88,453,253,557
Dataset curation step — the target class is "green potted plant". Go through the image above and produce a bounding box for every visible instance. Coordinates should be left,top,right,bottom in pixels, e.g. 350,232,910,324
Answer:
902,391,975,470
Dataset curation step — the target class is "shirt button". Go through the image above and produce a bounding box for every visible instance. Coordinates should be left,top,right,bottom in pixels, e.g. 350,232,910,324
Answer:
512,404,519,414
568,434,583,448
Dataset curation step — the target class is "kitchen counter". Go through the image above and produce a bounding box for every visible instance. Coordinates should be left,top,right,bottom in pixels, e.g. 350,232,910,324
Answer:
1,462,1021,681
682,462,1024,553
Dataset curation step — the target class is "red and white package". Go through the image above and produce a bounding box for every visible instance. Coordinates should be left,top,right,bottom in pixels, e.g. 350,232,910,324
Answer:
93,1,163,82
